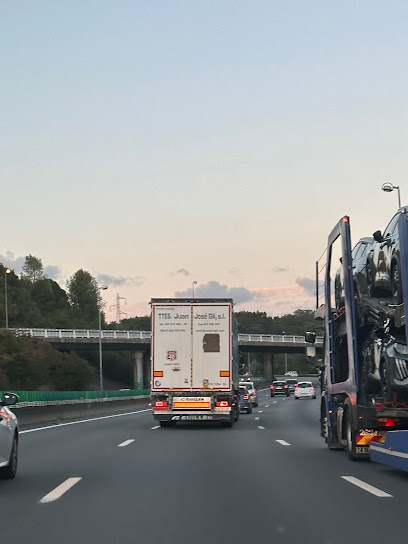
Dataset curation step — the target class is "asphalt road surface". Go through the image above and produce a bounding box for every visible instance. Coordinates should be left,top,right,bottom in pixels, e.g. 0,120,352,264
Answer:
2,389,408,544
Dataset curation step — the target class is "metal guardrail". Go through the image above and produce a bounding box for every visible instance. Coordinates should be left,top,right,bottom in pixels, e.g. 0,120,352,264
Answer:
10,328,323,344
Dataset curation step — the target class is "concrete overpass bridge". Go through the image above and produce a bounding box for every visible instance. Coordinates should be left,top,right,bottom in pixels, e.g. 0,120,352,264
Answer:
11,328,323,387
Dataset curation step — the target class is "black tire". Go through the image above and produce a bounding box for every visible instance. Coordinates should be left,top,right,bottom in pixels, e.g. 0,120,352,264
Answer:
159,420,175,428
392,263,403,304
0,435,18,479
345,409,361,461
313,395,316,399
270,394,274,397
295,396,299,400
234,403,240,422
247,406,252,414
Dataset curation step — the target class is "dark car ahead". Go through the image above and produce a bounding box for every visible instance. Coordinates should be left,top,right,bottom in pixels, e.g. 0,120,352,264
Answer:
285,378,298,394
334,236,374,308
270,381,289,397
239,386,252,414
366,207,408,303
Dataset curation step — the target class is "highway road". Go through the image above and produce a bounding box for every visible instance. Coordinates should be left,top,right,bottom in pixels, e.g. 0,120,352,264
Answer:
2,389,408,544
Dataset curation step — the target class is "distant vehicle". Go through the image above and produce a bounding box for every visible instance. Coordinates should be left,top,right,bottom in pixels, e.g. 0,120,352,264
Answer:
285,378,298,394
366,208,408,303
0,393,19,479
334,236,374,307
270,381,289,397
294,381,316,399
239,386,252,414
239,381,258,407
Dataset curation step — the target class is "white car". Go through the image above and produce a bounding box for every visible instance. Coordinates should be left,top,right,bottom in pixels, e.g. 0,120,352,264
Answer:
294,381,316,399
239,381,258,407
0,393,19,479
284,371,298,377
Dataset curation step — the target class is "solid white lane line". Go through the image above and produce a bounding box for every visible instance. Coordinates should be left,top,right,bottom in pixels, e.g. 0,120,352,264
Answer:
276,440,291,446
258,426,265,430
341,476,392,498
255,417,260,421
118,439,135,447
151,425,160,430
20,409,151,434
39,478,82,504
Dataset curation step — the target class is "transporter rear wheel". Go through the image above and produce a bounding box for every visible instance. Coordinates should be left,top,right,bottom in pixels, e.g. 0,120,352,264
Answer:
345,410,360,461
159,420,176,428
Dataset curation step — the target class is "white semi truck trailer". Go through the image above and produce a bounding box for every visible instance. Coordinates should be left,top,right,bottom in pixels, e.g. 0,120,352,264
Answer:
150,298,240,427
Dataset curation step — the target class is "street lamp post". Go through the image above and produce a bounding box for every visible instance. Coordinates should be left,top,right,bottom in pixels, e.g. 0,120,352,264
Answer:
192,281,197,298
382,182,402,209
4,269,11,329
98,284,108,392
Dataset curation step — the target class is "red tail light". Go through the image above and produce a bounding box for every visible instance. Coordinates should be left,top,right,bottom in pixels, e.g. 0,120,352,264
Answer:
270,385,275,390
155,401,168,407
243,395,249,400
216,401,229,407
284,385,288,388
385,418,396,427
311,387,314,390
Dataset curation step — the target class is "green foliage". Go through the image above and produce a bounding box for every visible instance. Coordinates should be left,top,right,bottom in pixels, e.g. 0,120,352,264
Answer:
116,316,151,330
21,255,44,282
66,269,99,327
0,331,95,391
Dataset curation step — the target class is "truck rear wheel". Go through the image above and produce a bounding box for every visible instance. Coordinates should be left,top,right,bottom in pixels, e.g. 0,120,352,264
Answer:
221,421,233,428
159,420,176,428
345,410,360,461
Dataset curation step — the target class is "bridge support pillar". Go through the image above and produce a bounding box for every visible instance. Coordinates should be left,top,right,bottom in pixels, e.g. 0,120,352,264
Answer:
133,351,144,389
263,352,274,383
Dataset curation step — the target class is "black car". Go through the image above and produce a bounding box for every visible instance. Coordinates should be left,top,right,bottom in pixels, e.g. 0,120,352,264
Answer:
334,236,374,308
239,386,252,414
366,207,408,303
270,381,289,397
285,378,298,394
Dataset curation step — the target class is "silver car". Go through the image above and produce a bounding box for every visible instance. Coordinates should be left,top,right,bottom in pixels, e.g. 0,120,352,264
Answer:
0,393,19,479
239,381,258,407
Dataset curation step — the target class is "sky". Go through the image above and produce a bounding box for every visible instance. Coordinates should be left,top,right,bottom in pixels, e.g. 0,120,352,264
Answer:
1,1,408,322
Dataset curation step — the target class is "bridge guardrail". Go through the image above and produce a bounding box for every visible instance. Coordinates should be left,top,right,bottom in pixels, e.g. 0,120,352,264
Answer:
10,328,323,344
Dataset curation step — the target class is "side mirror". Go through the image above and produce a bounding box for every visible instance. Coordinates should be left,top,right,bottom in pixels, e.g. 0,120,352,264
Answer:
2,393,19,406
305,331,316,344
373,230,383,243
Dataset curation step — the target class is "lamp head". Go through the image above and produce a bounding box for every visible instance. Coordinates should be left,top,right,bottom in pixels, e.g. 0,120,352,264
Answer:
382,182,395,193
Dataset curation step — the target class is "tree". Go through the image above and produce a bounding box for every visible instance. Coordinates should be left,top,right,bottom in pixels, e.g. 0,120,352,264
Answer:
66,269,99,327
21,255,44,282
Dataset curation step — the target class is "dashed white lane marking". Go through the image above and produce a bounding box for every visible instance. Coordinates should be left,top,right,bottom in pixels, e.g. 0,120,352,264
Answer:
151,425,160,430
255,417,260,421
258,410,263,413
276,440,291,446
265,405,269,408
341,476,393,498
39,478,82,504
273,401,277,404
258,426,265,430
118,439,135,447
21,409,151,434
